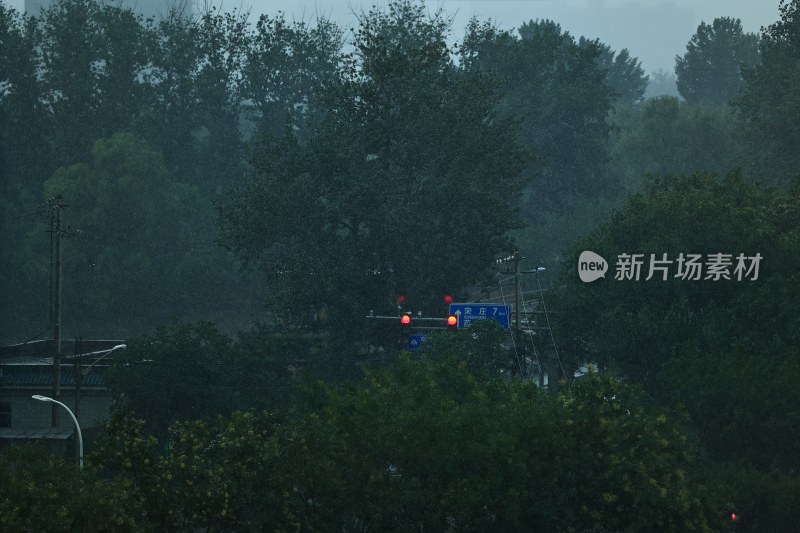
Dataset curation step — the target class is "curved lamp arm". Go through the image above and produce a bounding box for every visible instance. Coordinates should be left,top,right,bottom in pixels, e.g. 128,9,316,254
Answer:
32,395,83,469
82,344,126,378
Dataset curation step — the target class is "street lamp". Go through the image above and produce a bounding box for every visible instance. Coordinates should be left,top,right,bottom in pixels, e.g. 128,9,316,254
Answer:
82,344,127,377
74,344,126,423
32,394,83,469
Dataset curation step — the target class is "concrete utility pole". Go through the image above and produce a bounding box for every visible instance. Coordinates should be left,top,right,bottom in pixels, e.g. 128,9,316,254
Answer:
73,338,82,425
514,250,522,341
51,198,63,427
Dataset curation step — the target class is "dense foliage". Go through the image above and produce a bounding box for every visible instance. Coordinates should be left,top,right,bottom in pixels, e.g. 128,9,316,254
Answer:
675,17,760,105
606,97,741,192
4,0,800,529
0,0,658,342
218,2,529,331
552,173,800,530
735,0,800,183
2,325,722,532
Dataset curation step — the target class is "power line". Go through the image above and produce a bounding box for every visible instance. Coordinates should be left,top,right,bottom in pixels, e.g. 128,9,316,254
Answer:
535,271,564,379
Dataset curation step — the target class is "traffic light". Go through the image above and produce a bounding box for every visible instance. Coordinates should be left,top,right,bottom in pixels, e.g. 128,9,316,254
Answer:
446,314,458,333
399,313,412,344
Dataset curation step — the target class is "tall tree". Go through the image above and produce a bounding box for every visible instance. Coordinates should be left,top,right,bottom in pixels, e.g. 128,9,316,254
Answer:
2,0,269,342
36,0,153,167
242,13,343,141
24,132,232,336
675,17,760,105
0,4,47,202
190,7,250,196
579,37,648,104
461,19,617,208
218,0,529,331
139,7,251,197
606,96,741,191
735,0,800,184
552,172,800,529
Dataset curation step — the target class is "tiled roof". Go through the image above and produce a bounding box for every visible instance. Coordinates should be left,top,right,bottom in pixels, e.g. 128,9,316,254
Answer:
0,364,106,388
0,339,125,358
0,428,75,439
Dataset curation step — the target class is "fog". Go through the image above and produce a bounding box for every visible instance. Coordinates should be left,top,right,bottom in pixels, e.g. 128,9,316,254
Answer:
2,0,799,528
6,0,778,72
258,0,778,73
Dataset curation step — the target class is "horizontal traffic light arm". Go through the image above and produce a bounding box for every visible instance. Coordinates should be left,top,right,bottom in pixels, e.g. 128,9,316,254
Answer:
365,315,450,322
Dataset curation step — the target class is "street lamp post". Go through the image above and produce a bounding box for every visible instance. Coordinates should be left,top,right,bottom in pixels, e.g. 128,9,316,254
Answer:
32,394,83,469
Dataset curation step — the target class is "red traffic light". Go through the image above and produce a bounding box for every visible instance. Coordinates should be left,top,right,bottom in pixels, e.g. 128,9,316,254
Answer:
400,314,412,325
443,294,453,304
730,512,738,522
396,294,406,305
447,314,458,332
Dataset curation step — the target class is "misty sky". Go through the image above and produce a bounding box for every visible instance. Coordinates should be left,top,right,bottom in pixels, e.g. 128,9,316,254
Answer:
258,0,779,74
7,0,781,74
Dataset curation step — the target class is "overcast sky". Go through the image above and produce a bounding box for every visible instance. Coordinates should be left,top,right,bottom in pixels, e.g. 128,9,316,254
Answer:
258,0,780,74
8,0,781,74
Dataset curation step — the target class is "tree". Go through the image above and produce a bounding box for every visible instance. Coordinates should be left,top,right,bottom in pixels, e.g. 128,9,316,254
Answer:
675,17,760,105
185,7,250,196
461,18,616,205
459,18,621,282
579,37,648,104
137,7,251,198
0,3,48,203
0,2,51,341
606,96,741,192
36,0,154,167
24,132,238,336
242,13,344,141
645,68,681,99
554,172,797,384
89,325,719,531
735,0,800,184
218,0,529,332
103,321,297,437
1,0,271,342
552,172,800,528
0,444,150,531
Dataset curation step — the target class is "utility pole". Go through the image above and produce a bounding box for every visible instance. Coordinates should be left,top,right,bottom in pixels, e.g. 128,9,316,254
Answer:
502,252,550,386
73,337,82,425
48,196,68,428
514,250,521,341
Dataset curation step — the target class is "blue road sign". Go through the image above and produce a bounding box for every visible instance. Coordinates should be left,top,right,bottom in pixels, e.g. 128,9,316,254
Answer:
407,334,426,350
448,303,511,330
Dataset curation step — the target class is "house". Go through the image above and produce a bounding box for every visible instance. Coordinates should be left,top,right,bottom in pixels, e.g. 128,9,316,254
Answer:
0,339,123,455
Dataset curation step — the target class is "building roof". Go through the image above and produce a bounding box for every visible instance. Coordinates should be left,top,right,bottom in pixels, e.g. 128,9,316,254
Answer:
0,339,125,359
0,427,74,440
0,364,106,388
0,339,124,389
